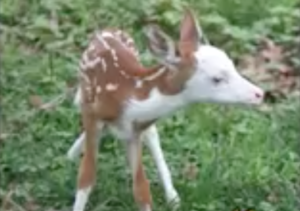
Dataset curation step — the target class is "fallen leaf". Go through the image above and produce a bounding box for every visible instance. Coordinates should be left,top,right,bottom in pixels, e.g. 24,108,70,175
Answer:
29,95,43,108
182,162,198,180
238,37,298,101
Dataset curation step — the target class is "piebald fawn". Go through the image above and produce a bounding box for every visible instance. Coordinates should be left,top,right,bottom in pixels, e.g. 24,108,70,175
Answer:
67,9,264,211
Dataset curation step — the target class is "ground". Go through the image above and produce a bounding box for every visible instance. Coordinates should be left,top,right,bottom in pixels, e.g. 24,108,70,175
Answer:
1,0,300,211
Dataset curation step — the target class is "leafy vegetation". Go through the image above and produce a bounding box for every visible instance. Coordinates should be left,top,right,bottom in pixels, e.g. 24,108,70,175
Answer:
1,0,299,211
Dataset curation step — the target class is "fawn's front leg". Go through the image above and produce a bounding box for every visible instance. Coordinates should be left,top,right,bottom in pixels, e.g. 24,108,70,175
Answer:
72,113,100,211
126,136,152,211
142,125,180,209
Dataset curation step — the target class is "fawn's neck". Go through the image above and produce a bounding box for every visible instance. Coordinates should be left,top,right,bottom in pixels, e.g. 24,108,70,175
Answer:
124,67,190,123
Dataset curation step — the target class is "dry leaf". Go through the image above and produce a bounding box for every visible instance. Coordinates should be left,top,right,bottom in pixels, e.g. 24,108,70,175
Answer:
267,191,279,203
238,37,298,101
29,95,43,108
24,198,40,211
182,162,198,180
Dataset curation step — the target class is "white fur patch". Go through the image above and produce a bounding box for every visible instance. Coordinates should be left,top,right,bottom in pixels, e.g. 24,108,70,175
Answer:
124,87,186,123
105,83,119,91
142,204,152,211
81,50,101,70
135,80,143,88
144,67,166,81
96,32,110,49
87,44,95,52
101,59,107,72
111,49,118,61
96,86,102,93
120,70,130,78
86,57,101,69
116,30,123,36
101,31,114,38
185,45,264,104
72,187,92,211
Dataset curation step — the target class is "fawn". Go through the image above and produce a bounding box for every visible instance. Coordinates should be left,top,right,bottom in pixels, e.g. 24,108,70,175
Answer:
67,9,264,211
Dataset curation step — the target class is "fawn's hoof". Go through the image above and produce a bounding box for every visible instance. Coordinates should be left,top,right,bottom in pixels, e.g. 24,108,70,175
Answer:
166,189,180,210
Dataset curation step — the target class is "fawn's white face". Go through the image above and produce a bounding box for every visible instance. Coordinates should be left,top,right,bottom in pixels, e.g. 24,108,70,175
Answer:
146,9,264,106
185,45,264,105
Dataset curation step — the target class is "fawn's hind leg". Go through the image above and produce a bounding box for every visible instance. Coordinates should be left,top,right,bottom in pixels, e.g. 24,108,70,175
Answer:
67,123,104,161
72,114,102,211
126,135,152,211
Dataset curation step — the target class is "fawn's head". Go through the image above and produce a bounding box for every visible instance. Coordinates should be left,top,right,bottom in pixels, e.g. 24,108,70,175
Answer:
145,9,264,105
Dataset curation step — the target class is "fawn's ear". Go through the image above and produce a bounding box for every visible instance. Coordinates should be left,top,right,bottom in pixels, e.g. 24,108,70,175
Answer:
144,25,180,66
178,8,201,58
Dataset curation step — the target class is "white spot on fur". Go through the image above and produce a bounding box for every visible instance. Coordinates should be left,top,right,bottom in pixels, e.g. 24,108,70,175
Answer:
135,80,143,88
101,31,114,38
96,32,110,49
81,57,101,70
114,62,119,67
87,44,95,52
87,57,101,69
101,59,107,72
116,30,123,36
144,67,166,81
120,70,130,78
96,86,102,93
111,49,118,61
127,39,134,46
105,83,119,91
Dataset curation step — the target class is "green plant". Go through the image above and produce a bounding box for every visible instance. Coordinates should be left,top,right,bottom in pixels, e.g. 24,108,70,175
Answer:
1,0,299,211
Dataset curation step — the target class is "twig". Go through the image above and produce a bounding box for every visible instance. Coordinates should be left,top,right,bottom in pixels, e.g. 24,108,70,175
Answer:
0,189,27,211
39,86,77,111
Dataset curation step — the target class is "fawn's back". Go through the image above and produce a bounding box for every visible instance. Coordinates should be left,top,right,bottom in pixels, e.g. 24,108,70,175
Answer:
76,28,191,137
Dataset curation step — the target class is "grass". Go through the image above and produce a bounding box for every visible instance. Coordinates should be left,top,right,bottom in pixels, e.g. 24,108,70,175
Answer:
1,0,300,211
1,36,300,211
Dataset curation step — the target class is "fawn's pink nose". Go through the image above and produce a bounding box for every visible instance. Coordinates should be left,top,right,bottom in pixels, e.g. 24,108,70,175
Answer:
254,89,264,102
255,92,263,99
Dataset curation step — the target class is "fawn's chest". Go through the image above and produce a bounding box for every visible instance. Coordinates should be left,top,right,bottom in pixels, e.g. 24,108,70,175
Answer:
107,87,185,140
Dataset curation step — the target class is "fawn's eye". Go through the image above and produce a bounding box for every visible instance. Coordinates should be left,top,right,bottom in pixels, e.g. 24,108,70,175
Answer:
211,77,223,85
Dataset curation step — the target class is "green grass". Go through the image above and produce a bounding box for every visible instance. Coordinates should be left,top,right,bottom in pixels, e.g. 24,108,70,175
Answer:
1,38,300,211
1,0,300,211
